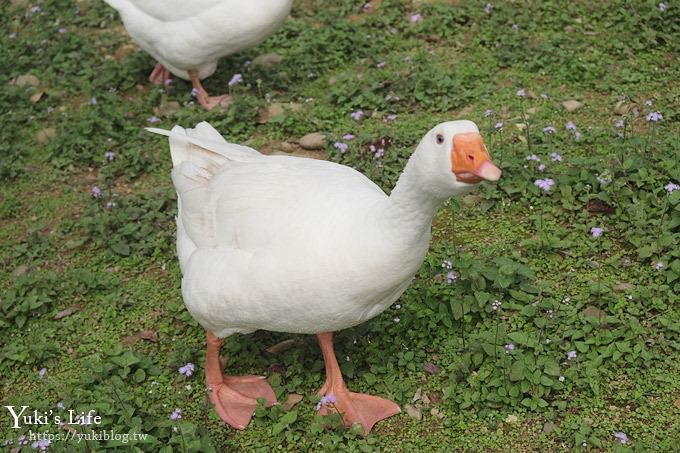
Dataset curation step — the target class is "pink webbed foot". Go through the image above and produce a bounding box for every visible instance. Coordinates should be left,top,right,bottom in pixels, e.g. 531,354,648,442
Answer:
205,331,277,430
188,69,231,111
148,63,172,85
316,332,400,435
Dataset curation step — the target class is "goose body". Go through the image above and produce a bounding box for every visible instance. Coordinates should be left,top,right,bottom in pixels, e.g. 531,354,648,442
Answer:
105,0,292,80
148,121,501,433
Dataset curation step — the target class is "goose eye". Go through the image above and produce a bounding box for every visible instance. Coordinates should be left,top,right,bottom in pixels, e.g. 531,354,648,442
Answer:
436,134,444,144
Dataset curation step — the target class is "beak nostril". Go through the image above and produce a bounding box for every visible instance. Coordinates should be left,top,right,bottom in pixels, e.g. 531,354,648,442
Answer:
467,154,474,161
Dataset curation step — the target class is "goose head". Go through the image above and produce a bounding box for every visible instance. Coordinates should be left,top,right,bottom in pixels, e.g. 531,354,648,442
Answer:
409,120,501,200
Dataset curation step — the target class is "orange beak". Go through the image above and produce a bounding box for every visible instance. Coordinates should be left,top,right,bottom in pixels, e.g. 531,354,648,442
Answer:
451,132,502,184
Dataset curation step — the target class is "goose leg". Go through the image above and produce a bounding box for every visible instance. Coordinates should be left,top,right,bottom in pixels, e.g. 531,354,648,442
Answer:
316,332,401,435
205,330,277,429
148,63,172,85
189,70,231,111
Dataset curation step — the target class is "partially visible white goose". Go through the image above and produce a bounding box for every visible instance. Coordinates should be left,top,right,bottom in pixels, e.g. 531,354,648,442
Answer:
104,0,292,110
148,121,501,433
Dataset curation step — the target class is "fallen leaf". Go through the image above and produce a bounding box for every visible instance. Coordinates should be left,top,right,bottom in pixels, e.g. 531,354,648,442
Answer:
282,394,303,411
613,283,635,292
423,362,440,375
405,404,422,420
30,91,44,103
584,199,614,215
412,387,422,403
430,407,445,419
35,127,56,145
54,306,79,320
121,329,159,345
582,305,607,319
265,339,296,355
252,53,283,69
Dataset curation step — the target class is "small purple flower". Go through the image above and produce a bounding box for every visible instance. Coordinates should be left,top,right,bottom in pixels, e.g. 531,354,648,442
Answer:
590,227,603,238
376,61,386,69
9,32,16,39
574,131,582,141
342,134,355,141
614,119,625,128
91,186,102,199
89,97,97,105
646,111,663,122
228,73,243,87
151,380,158,385
373,148,384,159
659,2,667,12
3,439,12,446
384,114,397,122
446,271,457,285
491,300,502,311
18,435,28,446
190,87,199,97
644,100,653,107
614,432,628,444
315,393,337,410
170,408,182,421
31,439,50,451
409,13,422,23
526,154,540,162
333,142,348,153
543,126,556,134
80,414,93,425
178,363,195,377
516,88,526,97
164,78,172,86
558,376,565,382
484,109,493,118
538,164,546,172
56,401,65,410
494,122,503,131
484,3,493,14
147,116,161,124
655,261,664,271
58,27,67,34
105,151,115,162
244,60,252,68
442,260,452,270
47,106,54,113
565,121,576,131
38,367,47,379
566,350,577,360
664,182,679,193
350,110,364,121
505,343,515,354
551,152,562,162
511,24,519,31
534,178,555,192
31,5,41,13
106,201,117,209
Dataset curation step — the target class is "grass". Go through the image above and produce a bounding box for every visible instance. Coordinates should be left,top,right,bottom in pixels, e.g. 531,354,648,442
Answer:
1,0,679,451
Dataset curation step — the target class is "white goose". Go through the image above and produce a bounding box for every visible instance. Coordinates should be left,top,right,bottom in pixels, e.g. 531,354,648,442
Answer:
104,0,292,110
148,121,501,433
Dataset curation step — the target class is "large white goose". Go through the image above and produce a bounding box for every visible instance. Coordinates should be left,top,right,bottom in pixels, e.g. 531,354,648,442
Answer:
104,0,292,110
148,121,501,433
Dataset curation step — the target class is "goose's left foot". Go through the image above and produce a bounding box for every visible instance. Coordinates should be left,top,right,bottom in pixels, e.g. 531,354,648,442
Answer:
316,332,400,435
149,63,172,85
189,70,231,111
205,331,277,430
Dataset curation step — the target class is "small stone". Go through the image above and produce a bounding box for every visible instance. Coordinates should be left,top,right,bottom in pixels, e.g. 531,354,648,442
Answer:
29,91,45,103
298,132,325,150
462,194,482,207
35,127,56,145
423,362,440,375
12,264,28,277
154,101,180,117
412,388,422,403
11,74,40,88
252,53,283,69
542,421,556,434
430,407,445,419
504,414,519,424
405,404,422,421
562,100,583,112
282,394,303,411
613,283,635,292
582,305,607,319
